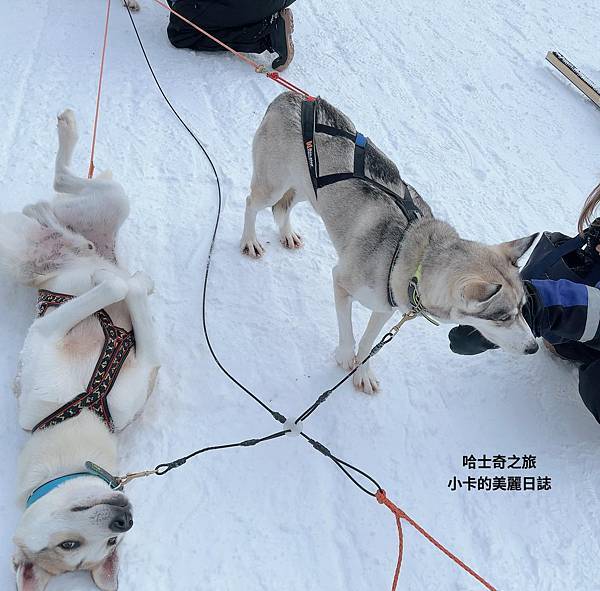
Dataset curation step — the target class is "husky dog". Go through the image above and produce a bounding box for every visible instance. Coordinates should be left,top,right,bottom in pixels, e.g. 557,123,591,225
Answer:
1,110,159,590
241,92,538,393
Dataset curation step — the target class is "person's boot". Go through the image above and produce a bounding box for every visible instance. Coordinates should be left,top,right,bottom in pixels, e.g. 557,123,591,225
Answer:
269,8,295,71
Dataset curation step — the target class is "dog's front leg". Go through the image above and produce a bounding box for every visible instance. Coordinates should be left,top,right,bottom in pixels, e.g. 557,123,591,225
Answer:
34,273,128,338
108,273,159,429
333,269,356,370
353,311,393,394
125,272,159,369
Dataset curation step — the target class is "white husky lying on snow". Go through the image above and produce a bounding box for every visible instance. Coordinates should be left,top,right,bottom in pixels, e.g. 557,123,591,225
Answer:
0,110,159,591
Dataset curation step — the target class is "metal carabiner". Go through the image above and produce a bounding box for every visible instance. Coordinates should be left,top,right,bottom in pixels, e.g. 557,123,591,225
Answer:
113,469,158,489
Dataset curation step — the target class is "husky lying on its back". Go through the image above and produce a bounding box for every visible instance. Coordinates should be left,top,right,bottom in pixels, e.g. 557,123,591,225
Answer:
241,92,538,393
1,110,159,591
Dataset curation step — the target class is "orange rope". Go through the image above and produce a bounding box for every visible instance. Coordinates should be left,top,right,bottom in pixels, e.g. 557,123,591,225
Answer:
88,0,112,179
376,490,498,591
389,508,404,590
151,0,315,100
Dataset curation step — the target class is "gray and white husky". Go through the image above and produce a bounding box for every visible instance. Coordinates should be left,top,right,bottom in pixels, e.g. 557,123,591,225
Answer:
0,110,159,590
241,92,538,393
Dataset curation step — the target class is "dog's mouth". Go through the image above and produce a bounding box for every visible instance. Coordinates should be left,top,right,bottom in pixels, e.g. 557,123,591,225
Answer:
71,495,131,513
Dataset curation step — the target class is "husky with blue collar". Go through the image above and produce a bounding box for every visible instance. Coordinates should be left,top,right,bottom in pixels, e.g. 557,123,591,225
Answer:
241,92,538,392
0,110,159,591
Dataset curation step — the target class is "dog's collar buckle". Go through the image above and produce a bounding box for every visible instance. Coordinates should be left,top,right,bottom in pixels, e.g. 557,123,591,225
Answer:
85,461,157,490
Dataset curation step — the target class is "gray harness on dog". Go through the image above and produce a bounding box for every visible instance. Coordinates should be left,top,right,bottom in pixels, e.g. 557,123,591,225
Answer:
300,98,430,311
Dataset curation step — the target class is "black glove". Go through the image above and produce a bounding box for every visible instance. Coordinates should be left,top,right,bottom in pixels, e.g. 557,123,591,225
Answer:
448,325,499,355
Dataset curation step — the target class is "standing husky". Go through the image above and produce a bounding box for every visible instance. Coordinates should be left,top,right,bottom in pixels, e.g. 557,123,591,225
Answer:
241,92,538,393
1,110,159,591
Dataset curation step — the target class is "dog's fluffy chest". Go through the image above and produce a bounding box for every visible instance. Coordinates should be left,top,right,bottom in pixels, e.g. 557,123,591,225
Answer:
353,284,389,311
16,314,134,430
59,316,105,356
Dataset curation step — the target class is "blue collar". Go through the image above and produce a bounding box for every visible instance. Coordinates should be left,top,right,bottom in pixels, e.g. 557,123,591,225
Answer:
26,472,109,509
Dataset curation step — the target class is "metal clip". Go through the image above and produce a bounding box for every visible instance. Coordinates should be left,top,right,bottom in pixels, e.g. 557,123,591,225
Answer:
389,309,418,336
113,469,158,489
85,461,122,489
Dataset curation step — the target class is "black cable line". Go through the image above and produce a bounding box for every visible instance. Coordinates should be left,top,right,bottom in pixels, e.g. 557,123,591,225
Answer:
154,430,289,475
124,4,383,498
125,5,286,425
300,433,382,496
296,327,399,424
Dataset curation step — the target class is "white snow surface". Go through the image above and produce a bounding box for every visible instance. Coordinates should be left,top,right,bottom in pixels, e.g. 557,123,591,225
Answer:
1,1,599,589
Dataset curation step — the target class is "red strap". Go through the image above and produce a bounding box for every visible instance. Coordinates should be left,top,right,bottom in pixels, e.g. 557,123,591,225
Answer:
376,490,498,591
88,0,112,179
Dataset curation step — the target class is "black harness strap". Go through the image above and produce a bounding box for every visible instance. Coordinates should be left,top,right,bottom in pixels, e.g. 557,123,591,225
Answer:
301,98,319,194
301,98,422,223
301,98,424,307
32,290,135,433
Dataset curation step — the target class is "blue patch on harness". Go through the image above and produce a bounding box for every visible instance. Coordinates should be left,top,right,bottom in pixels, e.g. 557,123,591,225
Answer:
531,278,588,308
355,132,367,148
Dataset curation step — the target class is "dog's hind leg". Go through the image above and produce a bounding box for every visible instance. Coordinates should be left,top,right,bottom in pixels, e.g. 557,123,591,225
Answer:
241,192,266,257
240,175,283,258
273,188,303,249
33,272,128,339
53,109,92,195
353,310,393,394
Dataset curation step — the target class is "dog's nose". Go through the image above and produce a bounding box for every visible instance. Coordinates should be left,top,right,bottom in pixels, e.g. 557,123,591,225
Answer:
109,509,133,532
524,343,539,355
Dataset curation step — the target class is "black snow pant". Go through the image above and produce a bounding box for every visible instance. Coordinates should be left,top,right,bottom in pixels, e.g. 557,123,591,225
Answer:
553,341,600,423
579,359,600,423
167,0,296,53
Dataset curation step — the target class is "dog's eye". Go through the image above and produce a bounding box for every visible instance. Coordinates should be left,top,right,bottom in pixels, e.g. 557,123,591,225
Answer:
58,540,81,551
107,537,118,547
488,313,511,322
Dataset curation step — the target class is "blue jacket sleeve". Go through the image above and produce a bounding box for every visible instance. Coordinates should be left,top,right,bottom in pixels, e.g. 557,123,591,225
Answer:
527,279,600,350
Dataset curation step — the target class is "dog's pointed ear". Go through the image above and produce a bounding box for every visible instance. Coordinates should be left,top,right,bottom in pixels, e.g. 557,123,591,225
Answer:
91,550,119,591
497,233,538,264
14,559,52,591
462,280,502,304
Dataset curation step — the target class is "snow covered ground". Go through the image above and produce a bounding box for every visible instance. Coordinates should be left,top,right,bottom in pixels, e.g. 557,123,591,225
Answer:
1,0,599,589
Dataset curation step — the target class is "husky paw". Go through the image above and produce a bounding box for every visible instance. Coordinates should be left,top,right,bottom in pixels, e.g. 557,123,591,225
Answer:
353,365,380,395
57,109,78,144
124,0,140,9
335,346,357,371
241,237,265,258
92,270,129,300
22,201,58,227
129,271,155,296
280,231,303,249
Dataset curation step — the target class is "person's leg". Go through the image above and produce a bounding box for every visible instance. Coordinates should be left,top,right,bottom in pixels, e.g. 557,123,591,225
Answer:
170,0,295,29
167,2,272,53
578,359,600,423
166,0,296,69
